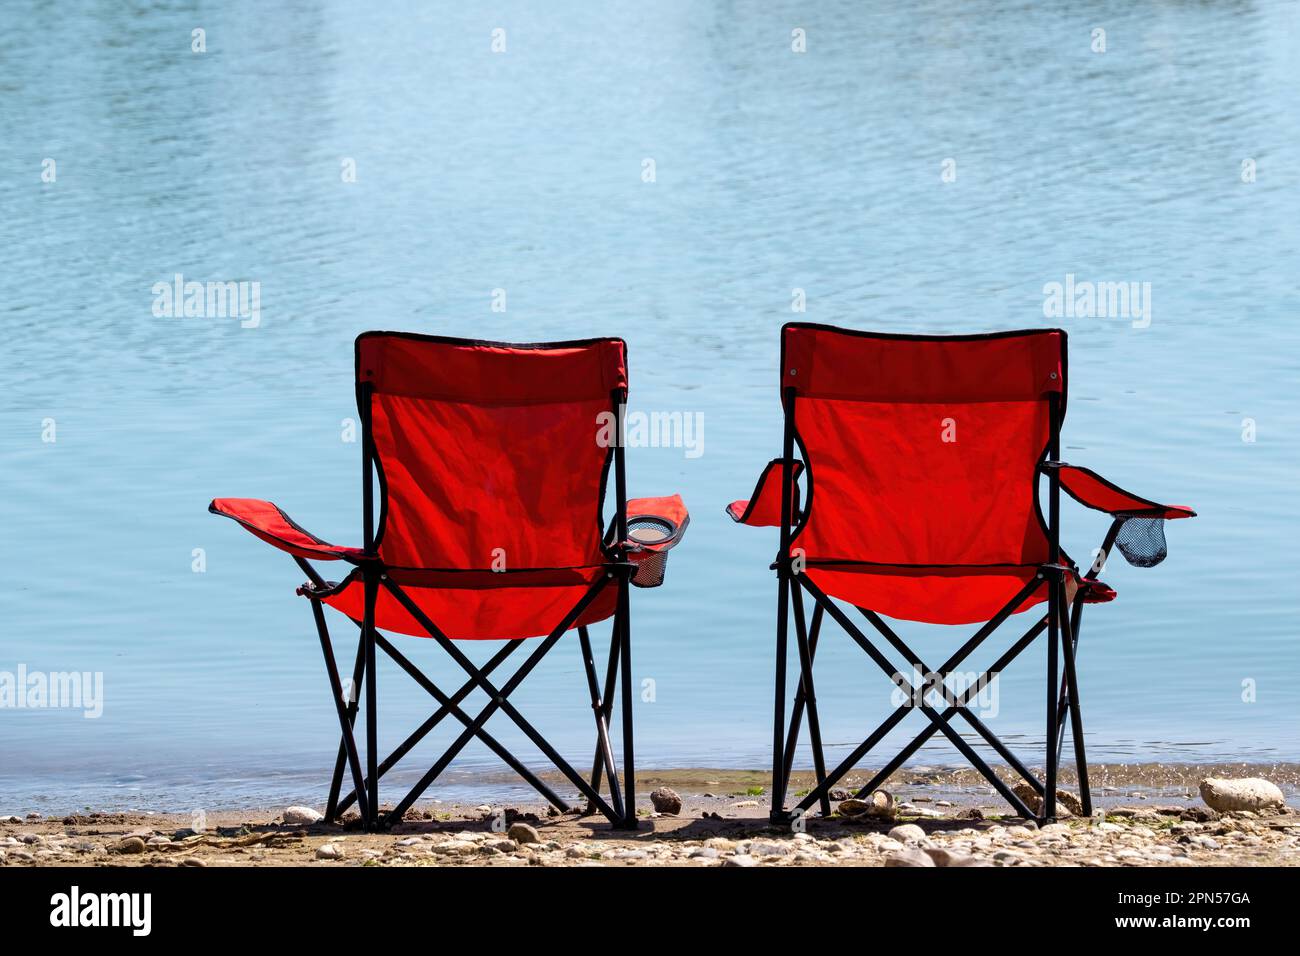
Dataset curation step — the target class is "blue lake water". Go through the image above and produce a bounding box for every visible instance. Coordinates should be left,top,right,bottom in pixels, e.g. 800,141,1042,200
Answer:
2,1,1298,813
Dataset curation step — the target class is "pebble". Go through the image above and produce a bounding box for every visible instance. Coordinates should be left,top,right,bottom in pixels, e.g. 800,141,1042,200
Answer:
1198,778,1285,813
650,787,682,815
508,823,542,844
885,848,935,867
113,837,147,855
316,843,343,860
723,854,757,867
283,806,325,825
749,841,791,857
887,824,926,844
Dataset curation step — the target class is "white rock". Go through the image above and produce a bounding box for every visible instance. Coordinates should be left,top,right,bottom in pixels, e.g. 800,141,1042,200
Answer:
723,853,757,867
1198,778,1285,813
887,823,926,844
885,848,936,867
316,843,343,860
284,806,325,825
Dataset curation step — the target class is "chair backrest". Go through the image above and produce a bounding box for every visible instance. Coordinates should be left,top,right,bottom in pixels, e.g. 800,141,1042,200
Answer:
355,332,627,571
782,324,1066,568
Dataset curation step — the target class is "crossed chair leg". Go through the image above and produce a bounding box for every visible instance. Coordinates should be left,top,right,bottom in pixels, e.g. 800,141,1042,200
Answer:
772,568,1094,826
299,566,638,832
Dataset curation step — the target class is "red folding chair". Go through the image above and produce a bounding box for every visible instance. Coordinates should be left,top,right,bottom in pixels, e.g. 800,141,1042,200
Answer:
211,332,687,830
729,324,1194,823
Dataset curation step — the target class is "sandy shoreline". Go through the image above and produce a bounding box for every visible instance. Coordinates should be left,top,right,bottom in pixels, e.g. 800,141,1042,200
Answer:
3,763,1298,868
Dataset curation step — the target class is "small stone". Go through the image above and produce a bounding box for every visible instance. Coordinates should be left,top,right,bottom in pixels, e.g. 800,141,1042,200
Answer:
887,824,926,844
649,787,682,815
181,857,205,867
1198,778,1285,813
0,815,21,824
731,800,759,808
749,841,791,857
690,847,719,859
924,847,965,866
885,848,936,867
283,806,325,825
1011,783,1081,817
723,853,756,867
839,791,895,819
508,822,542,844
112,837,147,855
316,843,343,860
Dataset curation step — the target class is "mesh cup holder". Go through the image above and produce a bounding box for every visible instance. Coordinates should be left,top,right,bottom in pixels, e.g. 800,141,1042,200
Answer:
1115,516,1167,568
627,515,678,588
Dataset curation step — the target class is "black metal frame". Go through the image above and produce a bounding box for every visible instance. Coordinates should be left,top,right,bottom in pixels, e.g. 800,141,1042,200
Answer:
290,381,639,831
769,386,1110,825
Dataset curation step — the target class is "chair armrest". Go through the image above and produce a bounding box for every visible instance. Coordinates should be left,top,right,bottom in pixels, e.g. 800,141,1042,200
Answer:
726,459,804,526
208,498,365,561
1054,465,1195,520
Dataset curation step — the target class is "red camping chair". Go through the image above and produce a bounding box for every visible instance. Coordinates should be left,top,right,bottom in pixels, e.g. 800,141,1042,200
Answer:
211,332,687,830
729,324,1194,823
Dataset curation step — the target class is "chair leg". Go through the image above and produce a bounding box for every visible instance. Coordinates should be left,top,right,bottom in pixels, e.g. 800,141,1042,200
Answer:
789,582,831,816
780,607,820,793
770,568,791,822
326,632,366,821
1043,582,1060,823
310,598,370,826
363,572,379,830
1060,597,1092,815
616,576,637,829
588,628,621,804
578,625,623,814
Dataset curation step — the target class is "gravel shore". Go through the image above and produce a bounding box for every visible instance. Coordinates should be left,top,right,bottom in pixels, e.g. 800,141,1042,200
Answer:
4,790,1298,868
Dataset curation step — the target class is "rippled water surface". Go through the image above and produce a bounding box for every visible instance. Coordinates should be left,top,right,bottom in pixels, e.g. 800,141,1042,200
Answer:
2,1,1298,812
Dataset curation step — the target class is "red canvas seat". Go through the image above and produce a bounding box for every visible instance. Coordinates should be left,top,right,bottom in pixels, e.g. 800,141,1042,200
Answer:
314,568,618,642
731,324,1193,823
211,332,687,830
